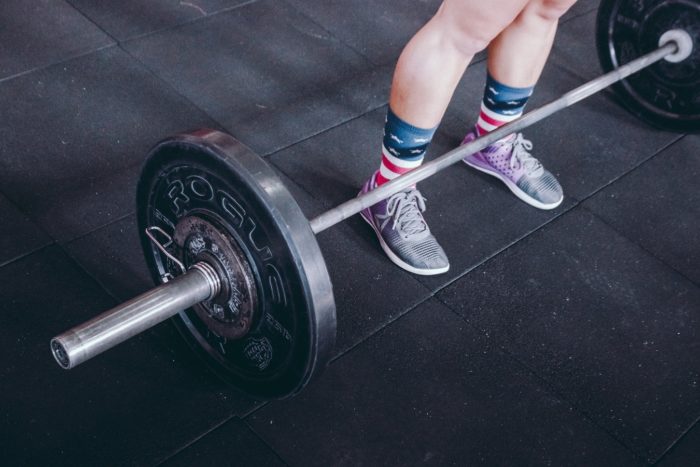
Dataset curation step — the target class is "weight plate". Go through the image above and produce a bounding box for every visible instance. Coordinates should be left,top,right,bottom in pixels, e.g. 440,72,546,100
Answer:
136,129,336,399
597,0,700,132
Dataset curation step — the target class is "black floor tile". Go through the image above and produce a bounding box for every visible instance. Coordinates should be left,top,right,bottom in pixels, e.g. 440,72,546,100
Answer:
437,208,700,462
584,135,700,286
0,46,219,243
235,64,393,156
123,0,384,156
64,214,151,301
160,418,285,467
0,246,258,466
247,299,638,466
0,194,52,267
0,0,113,81
561,0,599,22
656,420,700,467
551,7,603,80
284,0,441,66
67,0,253,42
268,107,386,208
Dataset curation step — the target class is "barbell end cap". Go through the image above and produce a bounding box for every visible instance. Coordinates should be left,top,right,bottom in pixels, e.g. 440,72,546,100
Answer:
51,337,73,370
659,29,694,63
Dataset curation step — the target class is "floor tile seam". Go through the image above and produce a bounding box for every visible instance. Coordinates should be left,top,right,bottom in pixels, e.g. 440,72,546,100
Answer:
121,0,261,46
114,41,234,133
261,102,390,158
278,0,376,67
569,132,692,284
0,158,142,247
241,293,437,421
256,56,491,159
0,243,56,270
443,104,685,294
580,203,700,290
57,241,123,304
66,0,260,47
560,5,599,25
265,159,337,212
0,188,57,259
64,0,120,44
427,203,693,462
112,41,385,160
0,0,119,84
277,0,488,71
496,334,649,462
0,42,117,86
432,298,648,463
241,418,294,467
652,414,700,465
58,210,136,247
572,132,685,204
427,200,581,296
65,0,269,140
97,0,381,130
328,294,436,365
549,54,600,83
153,415,246,466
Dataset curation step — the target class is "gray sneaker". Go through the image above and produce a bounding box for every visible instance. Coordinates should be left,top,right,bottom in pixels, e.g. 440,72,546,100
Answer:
359,172,449,275
462,128,563,210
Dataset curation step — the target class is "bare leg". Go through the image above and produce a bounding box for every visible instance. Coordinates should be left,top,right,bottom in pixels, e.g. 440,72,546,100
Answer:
487,0,577,87
389,0,530,128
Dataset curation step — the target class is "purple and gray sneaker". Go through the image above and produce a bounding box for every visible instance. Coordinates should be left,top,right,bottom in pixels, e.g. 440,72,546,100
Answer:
359,172,449,276
462,128,563,210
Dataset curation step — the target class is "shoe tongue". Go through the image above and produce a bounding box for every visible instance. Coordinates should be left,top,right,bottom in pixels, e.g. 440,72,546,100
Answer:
396,193,430,238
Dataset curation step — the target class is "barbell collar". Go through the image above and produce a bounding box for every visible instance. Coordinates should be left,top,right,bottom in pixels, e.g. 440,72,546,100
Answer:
50,262,221,370
659,29,693,63
309,40,678,234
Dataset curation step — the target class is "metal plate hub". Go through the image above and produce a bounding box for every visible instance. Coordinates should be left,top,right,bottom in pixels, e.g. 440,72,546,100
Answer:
174,216,257,340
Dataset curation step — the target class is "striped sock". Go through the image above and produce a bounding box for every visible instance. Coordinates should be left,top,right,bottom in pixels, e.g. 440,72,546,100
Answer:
476,73,534,137
376,107,437,187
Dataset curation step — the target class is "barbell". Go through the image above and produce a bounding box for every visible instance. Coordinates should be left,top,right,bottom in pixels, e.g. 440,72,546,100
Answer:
50,0,699,399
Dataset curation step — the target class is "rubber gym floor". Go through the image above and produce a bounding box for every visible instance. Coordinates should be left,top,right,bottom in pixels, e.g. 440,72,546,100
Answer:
1,1,699,465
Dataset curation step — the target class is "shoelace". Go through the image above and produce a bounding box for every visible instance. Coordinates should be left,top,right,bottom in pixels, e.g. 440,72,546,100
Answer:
384,190,428,238
493,133,544,177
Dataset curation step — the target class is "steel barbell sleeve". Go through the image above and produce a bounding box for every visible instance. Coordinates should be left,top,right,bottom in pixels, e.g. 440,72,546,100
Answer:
51,262,220,369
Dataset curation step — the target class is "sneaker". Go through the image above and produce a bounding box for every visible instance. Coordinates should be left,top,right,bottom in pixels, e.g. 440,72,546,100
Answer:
462,128,563,210
359,172,449,276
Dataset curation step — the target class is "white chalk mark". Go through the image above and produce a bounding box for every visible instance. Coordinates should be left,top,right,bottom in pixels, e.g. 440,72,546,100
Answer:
180,2,207,16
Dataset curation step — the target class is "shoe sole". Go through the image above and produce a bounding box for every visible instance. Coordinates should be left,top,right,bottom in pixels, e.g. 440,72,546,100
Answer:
359,206,449,276
463,156,563,210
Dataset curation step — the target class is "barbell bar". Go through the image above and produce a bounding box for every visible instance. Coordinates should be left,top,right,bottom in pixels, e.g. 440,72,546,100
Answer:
50,11,697,400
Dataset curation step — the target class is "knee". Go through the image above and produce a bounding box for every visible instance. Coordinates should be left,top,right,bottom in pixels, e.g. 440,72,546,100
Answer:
529,0,577,22
445,25,496,56
432,5,509,55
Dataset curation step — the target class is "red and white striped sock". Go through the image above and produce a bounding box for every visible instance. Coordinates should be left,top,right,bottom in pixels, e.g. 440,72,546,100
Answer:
475,101,523,137
475,74,534,139
376,145,424,186
375,107,436,187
